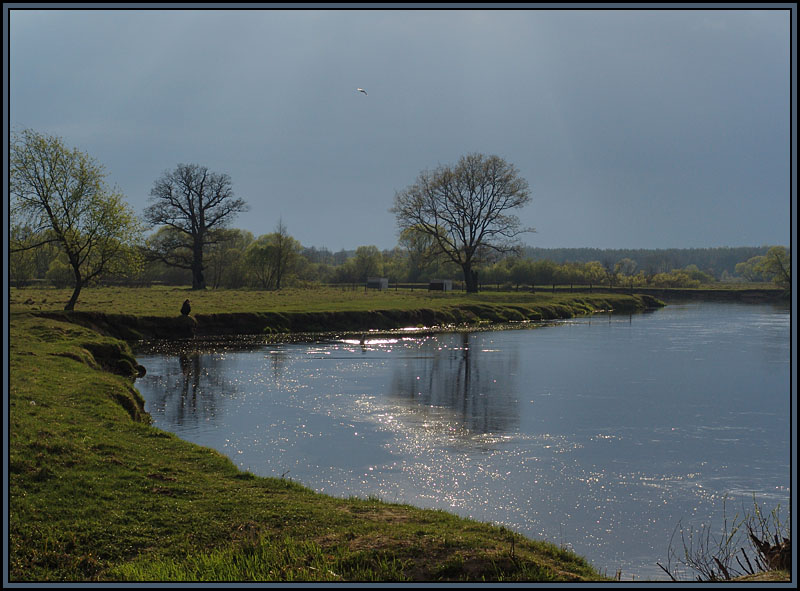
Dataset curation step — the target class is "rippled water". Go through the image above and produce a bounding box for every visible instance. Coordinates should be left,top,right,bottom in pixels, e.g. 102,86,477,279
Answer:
134,302,792,580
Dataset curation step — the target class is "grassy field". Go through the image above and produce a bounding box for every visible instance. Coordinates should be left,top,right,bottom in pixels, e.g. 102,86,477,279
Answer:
8,313,612,582
10,285,660,318
11,286,666,343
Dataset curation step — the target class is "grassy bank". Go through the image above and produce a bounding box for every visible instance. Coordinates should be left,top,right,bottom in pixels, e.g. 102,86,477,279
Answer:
10,286,663,341
10,284,783,318
9,313,612,582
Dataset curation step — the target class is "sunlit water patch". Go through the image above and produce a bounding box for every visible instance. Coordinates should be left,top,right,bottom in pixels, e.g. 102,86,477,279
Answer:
134,302,791,581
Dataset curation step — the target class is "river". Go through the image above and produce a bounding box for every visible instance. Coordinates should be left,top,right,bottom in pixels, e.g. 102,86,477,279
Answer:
134,302,792,580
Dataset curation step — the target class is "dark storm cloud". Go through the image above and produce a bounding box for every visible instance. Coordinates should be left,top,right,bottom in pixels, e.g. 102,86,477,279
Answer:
9,8,791,250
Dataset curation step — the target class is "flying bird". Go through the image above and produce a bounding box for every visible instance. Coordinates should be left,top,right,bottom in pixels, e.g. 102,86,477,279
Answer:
357,88,367,95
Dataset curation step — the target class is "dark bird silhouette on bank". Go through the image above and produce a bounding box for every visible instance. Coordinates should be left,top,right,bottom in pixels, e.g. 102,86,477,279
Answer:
181,299,191,316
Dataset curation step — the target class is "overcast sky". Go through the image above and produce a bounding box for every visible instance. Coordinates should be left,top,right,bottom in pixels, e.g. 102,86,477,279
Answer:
7,6,793,252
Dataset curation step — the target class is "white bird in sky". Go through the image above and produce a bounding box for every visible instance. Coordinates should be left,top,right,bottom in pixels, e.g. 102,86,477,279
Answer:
357,88,367,95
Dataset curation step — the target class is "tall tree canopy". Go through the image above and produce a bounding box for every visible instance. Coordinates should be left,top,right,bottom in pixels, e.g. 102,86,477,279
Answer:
10,129,143,310
144,163,248,289
391,153,533,292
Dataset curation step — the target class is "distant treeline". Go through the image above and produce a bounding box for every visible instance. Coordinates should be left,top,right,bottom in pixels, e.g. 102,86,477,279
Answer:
521,246,773,280
300,245,775,282
10,224,786,290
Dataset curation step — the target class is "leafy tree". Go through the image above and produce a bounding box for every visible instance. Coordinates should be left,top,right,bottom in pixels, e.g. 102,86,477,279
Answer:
481,260,512,290
601,259,619,288
651,270,700,288
754,246,791,290
583,261,606,291
206,229,253,289
9,225,38,286
398,226,440,283
735,257,763,282
559,262,587,289
10,129,144,310
683,264,715,284
45,257,74,288
270,220,301,290
392,153,533,292
530,259,558,288
509,258,534,290
333,258,359,285
381,247,408,284
245,237,279,289
352,245,384,282
614,258,637,278
243,227,302,290
144,163,248,290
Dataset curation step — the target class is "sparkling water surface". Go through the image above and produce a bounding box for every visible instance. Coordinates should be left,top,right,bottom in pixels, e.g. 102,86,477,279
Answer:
134,302,791,580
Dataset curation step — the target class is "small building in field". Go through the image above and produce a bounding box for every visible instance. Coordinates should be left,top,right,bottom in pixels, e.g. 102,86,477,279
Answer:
366,277,389,290
428,279,452,292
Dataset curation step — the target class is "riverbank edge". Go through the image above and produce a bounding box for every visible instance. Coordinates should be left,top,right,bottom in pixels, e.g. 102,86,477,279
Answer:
32,293,666,342
9,310,619,583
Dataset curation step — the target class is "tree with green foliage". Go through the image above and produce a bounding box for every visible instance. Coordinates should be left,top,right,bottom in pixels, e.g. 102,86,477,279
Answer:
481,259,512,290
9,225,38,287
243,225,302,290
614,258,637,279
735,257,762,282
755,246,791,290
683,264,715,284
245,236,279,289
392,153,533,292
398,226,440,283
269,220,301,290
206,228,254,289
583,262,606,291
508,258,534,290
530,259,558,289
10,129,144,310
45,256,75,289
145,163,248,290
352,245,384,282
381,247,408,285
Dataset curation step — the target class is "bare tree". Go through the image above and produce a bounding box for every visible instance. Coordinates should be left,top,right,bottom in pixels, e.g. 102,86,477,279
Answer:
144,163,247,289
391,153,533,292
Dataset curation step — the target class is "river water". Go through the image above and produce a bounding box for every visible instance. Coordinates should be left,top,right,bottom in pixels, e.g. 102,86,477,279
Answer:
134,302,792,580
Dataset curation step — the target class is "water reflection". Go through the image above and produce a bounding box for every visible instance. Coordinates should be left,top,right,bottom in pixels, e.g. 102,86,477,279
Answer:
389,332,520,435
179,353,201,399
268,348,288,382
139,350,230,428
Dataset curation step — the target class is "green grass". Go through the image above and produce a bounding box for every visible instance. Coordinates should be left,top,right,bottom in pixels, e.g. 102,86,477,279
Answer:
9,312,612,582
10,285,657,317
10,286,663,341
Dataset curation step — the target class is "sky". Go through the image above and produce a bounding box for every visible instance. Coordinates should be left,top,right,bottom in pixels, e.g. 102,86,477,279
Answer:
6,5,794,252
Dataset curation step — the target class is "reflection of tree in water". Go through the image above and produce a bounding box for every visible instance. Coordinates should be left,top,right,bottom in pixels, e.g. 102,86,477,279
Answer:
390,332,520,434
148,350,232,427
268,348,288,383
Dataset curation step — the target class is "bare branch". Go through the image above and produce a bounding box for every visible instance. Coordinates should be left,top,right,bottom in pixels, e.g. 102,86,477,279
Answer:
392,153,533,292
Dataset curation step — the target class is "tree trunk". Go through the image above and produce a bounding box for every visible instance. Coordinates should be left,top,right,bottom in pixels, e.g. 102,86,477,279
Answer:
66,276,81,311
65,283,82,311
192,240,206,290
463,265,479,293
64,261,83,310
